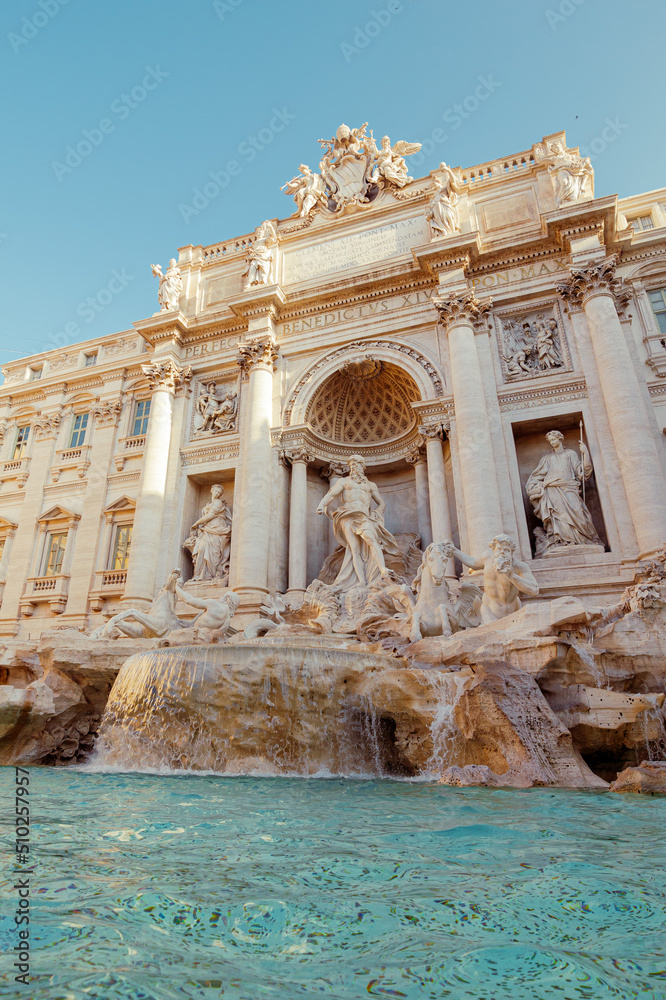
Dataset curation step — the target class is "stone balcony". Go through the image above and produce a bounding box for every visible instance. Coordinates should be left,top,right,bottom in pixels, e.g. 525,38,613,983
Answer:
114,435,145,472
0,456,31,489
20,574,69,616
51,445,91,482
89,568,128,612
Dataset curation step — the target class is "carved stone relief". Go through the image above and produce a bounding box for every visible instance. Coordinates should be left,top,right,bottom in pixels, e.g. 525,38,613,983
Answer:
495,303,570,382
192,379,239,437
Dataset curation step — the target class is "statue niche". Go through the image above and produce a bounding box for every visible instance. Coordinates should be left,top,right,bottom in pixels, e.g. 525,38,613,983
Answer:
517,426,607,558
183,484,233,584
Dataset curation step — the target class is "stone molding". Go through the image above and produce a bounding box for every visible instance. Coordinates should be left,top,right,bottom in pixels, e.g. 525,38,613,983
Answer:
497,376,588,411
433,290,492,331
141,360,193,393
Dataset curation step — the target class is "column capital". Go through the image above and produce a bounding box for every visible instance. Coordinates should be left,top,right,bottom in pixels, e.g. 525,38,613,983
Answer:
284,445,313,465
405,447,426,466
32,411,61,441
433,290,492,332
320,461,347,481
557,254,631,317
141,359,193,393
418,420,449,442
237,334,279,374
91,398,123,428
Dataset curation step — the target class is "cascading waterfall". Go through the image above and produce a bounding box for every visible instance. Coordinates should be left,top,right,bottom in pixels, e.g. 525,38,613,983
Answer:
92,636,466,779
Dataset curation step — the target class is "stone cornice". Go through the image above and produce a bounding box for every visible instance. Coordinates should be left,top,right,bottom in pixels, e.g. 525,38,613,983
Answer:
226,284,286,321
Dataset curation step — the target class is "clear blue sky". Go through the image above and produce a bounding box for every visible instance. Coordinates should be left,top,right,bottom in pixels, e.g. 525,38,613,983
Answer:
1,0,663,370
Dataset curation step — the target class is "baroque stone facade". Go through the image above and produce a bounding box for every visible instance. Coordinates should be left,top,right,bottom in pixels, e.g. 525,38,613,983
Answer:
1,128,666,636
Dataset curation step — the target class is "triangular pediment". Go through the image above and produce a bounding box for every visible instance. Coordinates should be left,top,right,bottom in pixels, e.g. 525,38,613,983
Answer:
103,496,136,514
37,504,81,523
0,515,18,530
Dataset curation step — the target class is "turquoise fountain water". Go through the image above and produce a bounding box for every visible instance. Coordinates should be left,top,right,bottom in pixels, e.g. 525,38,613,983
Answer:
1,767,664,999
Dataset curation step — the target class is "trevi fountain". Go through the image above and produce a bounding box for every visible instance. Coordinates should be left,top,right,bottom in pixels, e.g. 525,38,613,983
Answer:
2,124,666,998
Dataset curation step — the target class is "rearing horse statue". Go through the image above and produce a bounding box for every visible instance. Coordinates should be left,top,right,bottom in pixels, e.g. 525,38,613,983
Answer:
407,541,482,644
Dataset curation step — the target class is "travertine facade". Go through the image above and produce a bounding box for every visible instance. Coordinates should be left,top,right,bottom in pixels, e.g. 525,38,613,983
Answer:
2,128,666,638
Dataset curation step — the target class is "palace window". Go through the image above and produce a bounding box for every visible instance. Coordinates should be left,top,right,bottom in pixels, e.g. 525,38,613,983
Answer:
131,399,151,436
69,413,89,448
41,531,67,577
84,351,98,367
648,288,666,335
13,425,30,459
630,214,654,232
111,524,132,570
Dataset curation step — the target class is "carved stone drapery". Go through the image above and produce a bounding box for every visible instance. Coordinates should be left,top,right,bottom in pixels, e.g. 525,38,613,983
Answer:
91,399,123,428
141,360,193,393
236,335,279,375
33,413,61,441
557,255,631,318
433,291,492,332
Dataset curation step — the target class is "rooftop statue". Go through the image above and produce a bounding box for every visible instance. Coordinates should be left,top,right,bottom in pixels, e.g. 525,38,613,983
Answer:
426,162,461,239
535,138,593,207
282,123,421,217
244,220,278,287
280,164,327,217
151,258,182,312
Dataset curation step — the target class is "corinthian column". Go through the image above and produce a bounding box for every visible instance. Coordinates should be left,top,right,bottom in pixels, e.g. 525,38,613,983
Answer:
233,334,279,611
123,360,192,607
433,291,502,554
559,256,666,557
406,447,432,549
285,446,313,601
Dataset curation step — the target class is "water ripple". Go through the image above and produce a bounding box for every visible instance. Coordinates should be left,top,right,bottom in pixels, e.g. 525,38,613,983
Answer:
0,769,665,999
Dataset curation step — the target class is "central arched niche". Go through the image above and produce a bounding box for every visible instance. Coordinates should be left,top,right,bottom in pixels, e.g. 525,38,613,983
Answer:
306,358,420,445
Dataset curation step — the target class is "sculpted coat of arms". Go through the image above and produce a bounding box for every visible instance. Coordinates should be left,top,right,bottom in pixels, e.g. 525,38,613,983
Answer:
282,123,421,218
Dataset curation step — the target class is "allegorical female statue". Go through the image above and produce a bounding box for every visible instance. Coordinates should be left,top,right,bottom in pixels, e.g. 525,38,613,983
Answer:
183,484,232,582
151,259,182,312
526,430,600,552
